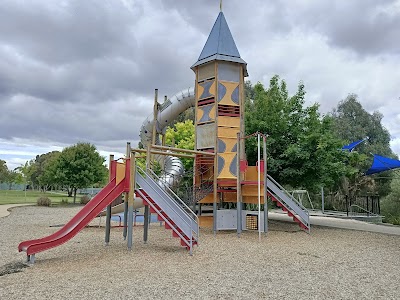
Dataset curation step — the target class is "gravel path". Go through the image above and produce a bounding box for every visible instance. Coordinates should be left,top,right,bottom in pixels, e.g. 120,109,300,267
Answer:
1,206,399,299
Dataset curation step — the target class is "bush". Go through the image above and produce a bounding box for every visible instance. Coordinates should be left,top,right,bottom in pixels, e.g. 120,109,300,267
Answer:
37,197,51,207
80,195,91,205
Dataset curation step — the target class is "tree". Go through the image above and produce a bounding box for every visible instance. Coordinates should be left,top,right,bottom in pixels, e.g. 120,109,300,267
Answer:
329,94,396,196
0,160,8,183
245,76,349,192
165,120,195,171
25,152,60,191
381,176,400,225
53,143,107,203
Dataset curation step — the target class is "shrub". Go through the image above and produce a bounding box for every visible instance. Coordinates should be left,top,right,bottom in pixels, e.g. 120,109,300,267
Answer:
80,195,91,205
37,197,51,207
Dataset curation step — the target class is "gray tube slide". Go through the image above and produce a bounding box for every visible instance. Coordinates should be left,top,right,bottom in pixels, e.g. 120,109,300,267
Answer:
139,88,195,186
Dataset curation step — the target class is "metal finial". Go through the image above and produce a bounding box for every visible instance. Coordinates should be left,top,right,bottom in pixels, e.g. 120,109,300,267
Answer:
220,0,222,11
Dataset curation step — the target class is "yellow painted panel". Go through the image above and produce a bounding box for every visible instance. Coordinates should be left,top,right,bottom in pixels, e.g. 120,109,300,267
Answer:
218,126,239,139
223,192,237,202
219,138,237,153
199,193,214,204
219,81,239,106
245,166,264,181
242,185,265,197
243,196,265,204
218,152,237,179
116,162,126,185
218,116,240,128
197,80,216,100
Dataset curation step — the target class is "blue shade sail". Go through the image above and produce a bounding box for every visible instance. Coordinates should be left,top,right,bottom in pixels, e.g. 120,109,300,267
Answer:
342,138,367,152
365,154,400,175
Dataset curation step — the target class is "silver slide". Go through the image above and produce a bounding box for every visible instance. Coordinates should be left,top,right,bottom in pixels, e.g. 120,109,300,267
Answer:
139,88,196,186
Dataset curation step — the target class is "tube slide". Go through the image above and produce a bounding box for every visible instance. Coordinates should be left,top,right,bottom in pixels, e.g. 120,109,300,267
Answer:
139,88,195,185
18,179,125,257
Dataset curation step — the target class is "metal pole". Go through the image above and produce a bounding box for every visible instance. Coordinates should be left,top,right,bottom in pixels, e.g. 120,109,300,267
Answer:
257,133,261,241
127,152,136,250
345,195,349,217
143,205,149,243
123,143,131,240
321,186,325,214
236,132,241,236
263,135,268,235
105,154,114,246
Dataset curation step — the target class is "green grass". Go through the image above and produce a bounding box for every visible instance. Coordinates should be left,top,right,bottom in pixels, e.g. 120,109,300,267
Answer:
0,190,74,205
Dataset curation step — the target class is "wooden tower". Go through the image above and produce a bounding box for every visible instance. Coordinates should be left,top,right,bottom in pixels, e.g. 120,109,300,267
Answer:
191,11,248,230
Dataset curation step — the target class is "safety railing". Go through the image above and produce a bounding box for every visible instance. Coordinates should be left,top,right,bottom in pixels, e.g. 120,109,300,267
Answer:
146,168,199,231
267,174,310,229
349,204,381,218
136,167,199,241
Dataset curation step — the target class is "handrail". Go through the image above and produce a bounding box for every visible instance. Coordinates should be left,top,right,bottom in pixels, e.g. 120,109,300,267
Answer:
136,167,199,237
349,204,380,217
267,174,309,214
136,172,195,234
146,168,199,222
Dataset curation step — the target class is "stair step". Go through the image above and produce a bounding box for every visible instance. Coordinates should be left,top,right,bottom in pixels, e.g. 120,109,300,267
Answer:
180,238,197,248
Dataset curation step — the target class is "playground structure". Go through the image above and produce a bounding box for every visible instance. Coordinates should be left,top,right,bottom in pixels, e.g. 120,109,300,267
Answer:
18,11,310,263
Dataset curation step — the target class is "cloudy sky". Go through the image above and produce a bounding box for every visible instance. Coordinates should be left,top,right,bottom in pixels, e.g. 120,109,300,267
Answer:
0,0,399,170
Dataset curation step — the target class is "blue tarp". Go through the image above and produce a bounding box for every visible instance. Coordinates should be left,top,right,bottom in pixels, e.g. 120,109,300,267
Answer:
342,139,367,152
365,154,400,175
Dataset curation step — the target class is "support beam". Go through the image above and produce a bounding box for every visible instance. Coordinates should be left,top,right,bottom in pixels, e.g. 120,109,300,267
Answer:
143,205,149,244
127,152,136,250
237,132,242,236
123,142,131,240
105,154,114,246
263,136,268,235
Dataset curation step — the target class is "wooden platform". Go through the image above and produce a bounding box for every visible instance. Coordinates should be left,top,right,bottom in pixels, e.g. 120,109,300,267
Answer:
199,216,213,228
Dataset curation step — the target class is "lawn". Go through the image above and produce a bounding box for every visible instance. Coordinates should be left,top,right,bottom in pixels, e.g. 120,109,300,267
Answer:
0,190,72,205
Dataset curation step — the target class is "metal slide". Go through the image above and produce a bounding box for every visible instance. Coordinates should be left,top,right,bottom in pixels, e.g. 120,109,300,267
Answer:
18,179,126,262
139,88,196,185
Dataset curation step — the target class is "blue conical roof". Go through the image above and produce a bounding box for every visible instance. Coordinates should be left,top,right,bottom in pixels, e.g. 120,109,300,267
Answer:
192,12,247,74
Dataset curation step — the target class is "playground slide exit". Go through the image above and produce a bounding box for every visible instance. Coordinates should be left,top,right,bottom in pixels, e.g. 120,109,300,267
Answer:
18,178,125,258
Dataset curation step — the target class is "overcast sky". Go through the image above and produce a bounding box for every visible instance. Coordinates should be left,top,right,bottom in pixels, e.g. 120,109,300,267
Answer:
0,0,399,170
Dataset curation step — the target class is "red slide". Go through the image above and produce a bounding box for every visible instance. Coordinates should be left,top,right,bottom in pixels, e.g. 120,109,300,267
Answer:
18,178,125,258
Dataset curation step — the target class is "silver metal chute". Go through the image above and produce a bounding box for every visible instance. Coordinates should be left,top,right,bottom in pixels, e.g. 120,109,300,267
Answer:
139,88,195,186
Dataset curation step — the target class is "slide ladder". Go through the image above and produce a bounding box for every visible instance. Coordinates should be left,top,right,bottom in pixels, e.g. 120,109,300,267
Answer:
267,175,310,232
135,167,199,254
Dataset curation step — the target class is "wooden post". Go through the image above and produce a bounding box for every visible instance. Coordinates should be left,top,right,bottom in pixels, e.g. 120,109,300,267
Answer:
105,154,114,245
152,89,159,147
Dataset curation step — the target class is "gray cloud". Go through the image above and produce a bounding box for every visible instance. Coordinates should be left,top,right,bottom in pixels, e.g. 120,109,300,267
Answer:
0,0,399,169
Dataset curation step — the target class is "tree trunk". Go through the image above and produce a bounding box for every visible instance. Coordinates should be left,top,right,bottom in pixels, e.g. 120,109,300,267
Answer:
67,187,73,197
73,188,77,204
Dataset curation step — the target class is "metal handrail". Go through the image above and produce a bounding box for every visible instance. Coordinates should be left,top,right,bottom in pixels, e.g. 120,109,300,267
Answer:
137,167,199,237
349,204,380,217
267,174,309,215
136,171,196,236
147,168,199,222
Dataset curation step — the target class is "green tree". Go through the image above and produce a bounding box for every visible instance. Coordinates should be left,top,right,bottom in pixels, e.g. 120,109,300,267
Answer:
329,94,396,196
381,176,400,225
0,160,8,183
54,143,107,203
165,120,195,171
245,77,348,192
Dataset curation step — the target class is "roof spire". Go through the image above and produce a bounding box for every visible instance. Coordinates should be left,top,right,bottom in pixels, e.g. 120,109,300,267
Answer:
220,0,223,11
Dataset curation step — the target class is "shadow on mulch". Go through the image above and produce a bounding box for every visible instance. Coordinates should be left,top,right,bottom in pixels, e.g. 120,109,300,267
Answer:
0,262,29,277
